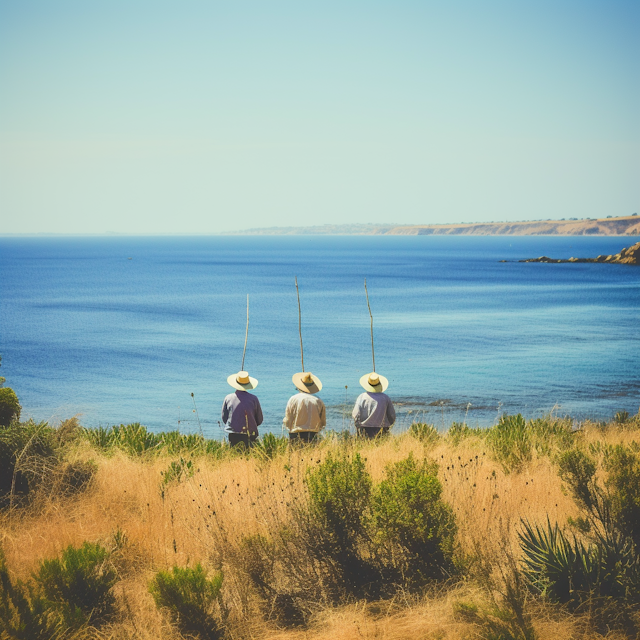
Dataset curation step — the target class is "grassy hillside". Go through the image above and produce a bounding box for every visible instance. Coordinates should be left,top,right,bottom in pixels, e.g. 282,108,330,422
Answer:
1,412,639,639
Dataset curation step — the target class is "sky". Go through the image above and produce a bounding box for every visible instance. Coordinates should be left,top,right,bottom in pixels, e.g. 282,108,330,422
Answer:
1,0,638,234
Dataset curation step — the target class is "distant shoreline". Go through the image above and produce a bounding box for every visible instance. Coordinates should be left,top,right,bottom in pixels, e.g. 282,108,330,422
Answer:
235,215,640,236
2,215,639,238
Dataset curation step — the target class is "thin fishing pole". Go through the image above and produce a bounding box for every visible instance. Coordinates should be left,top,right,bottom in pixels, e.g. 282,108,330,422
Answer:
295,277,304,372
191,392,204,438
241,294,249,371
364,278,375,372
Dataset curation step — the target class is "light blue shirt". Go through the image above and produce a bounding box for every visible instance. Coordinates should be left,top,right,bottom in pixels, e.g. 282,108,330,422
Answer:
352,392,396,429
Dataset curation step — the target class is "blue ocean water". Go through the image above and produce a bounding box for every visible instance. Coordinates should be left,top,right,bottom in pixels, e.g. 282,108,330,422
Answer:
1,235,638,436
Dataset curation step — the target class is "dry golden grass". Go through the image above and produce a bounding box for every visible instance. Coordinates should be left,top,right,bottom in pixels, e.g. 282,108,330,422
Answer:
1,422,638,640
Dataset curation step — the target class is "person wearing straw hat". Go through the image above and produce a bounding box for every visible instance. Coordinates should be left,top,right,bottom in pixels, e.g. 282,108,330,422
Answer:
283,371,326,443
352,371,396,438
221,370,263,447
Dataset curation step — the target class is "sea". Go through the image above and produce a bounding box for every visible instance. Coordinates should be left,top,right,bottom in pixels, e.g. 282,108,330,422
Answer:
1,235,638,437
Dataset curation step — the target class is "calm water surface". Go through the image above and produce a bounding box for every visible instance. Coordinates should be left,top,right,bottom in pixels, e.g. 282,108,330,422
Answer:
1,235,638,436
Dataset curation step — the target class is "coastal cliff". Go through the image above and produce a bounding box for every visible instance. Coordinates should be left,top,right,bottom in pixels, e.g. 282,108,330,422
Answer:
238,215,640,236
519,241,640,265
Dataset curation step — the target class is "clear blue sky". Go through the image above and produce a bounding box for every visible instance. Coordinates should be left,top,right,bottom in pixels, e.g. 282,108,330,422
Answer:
1,0,638,234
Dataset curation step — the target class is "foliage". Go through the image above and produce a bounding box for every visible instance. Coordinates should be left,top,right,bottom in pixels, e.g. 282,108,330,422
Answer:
162,457,194,485
0,550,58,639
370,453,457,586
149,564,224,640
486,415,574,473
0,421,58,507
447,422,483,446
304,451,376,598
409,422,440,445
0,543,116,638
33,542,116,628
603,444,640,549
0,388,21,427
519,518,640,632
252,432,288,460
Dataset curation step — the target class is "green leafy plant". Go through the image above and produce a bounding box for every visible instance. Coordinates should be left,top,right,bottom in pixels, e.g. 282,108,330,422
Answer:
0,388,21,427
253,432,288,460
162,457,194,485
303,451,378,598
0,549,58,640
33,542,116,628
409,422,440,445
149,564,224,640
0,421,58,507
370,453,457,586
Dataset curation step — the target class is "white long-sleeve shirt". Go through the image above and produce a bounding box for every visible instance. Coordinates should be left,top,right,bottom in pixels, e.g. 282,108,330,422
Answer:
352,392,396,429
283,392,326,433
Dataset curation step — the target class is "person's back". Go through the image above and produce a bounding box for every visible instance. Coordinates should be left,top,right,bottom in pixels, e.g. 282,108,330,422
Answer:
352,372,395,438
221,371,263,446
283,371,325,443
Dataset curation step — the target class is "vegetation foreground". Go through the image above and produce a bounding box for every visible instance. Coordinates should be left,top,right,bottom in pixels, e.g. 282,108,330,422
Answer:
1,411,639,640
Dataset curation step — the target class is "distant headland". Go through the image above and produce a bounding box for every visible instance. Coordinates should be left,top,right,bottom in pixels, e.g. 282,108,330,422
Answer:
236,214,640,236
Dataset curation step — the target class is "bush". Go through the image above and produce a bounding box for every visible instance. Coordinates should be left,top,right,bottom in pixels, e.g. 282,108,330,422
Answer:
0,388,21,427
149,564,224,640
253,432,288,460
409,422,440,445
0,421,58,507
486,414,531,473
603,444,640,548
0,543,116,637
0,549,57,639
33,542,116,628
303,451,378,597
370,453,457,586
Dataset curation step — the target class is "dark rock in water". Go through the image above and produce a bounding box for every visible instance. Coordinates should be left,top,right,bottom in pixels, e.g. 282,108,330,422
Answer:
518,241,640,266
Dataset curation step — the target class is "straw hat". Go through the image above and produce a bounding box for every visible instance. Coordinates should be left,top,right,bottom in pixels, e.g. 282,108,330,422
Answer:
292,371,322,394
359,371,389,393
227,371,259,391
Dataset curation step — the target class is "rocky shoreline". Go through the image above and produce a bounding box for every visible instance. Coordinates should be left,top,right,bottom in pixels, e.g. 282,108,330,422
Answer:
518,241,640,265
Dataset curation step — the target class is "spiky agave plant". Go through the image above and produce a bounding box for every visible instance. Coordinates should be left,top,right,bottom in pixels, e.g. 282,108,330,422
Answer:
518,517,597,607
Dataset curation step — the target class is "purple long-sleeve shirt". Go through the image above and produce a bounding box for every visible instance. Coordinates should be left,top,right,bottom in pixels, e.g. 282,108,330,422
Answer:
221,390,263,435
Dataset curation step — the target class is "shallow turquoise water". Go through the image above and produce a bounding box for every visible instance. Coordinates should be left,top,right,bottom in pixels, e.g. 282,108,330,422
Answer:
1,235,638,435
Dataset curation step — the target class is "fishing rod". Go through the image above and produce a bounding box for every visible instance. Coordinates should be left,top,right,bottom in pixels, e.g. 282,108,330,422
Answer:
241,294,249,371
295,277,304,372
364,278,375,372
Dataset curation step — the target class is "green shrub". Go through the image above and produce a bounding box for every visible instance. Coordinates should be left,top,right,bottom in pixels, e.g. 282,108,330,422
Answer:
111,423,160,455
409,423,440,445
370,453,457,586
304,451,377,598
0,388,21,427
446,422,482,445
161,457,194,485
253,432,288,460
486,414,531,473
0,549,58,639
603,445,640,548
33,542,116,628
615,410,630,424
557,449,598,514
149,564,224,640
0,421,58,506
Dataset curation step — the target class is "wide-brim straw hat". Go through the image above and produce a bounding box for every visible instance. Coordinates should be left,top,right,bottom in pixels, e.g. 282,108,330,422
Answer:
227,371,259,391
292,371,322,394
360,371,389,393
